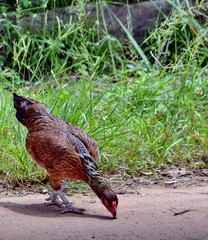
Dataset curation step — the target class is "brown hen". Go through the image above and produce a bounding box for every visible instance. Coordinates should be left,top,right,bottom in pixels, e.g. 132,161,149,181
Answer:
13,93,118,218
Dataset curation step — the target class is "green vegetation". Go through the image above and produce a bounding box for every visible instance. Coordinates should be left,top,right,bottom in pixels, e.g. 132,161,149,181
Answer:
0,0,207,186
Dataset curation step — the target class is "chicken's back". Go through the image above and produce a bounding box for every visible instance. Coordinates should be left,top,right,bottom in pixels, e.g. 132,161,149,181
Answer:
49,114,99,161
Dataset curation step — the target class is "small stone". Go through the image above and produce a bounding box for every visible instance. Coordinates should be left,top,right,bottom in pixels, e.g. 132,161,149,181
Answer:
42,189,48,194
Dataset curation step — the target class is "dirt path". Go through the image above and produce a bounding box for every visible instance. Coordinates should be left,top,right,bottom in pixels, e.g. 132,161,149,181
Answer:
0,184,208,240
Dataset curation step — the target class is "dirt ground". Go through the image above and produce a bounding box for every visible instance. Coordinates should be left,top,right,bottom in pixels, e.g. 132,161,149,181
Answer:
0,180,208,240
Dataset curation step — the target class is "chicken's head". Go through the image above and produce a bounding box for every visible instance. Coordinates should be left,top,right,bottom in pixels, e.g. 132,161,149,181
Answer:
101,190,118,219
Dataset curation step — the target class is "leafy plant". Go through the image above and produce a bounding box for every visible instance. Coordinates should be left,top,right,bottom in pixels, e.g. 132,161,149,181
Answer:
0,0,207,185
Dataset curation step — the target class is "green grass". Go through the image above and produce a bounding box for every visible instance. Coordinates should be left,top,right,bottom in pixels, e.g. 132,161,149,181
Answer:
0,0,207,185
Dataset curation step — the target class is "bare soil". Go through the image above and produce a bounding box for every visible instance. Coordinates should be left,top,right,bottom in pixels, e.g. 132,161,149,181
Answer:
0,179,208,240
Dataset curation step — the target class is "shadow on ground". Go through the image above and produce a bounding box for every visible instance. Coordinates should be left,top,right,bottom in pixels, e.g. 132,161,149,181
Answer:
0,200,112,220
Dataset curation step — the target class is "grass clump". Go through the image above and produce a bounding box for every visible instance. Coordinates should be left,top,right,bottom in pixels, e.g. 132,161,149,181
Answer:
0,0,207,185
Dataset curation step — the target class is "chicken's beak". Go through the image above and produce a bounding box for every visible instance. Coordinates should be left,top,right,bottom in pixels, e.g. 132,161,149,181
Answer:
112,211,117,219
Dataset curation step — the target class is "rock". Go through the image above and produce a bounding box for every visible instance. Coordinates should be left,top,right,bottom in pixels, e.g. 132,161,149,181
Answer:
2,1,206,44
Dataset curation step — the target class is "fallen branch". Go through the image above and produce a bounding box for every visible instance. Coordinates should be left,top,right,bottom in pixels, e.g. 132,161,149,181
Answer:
169,208,193,216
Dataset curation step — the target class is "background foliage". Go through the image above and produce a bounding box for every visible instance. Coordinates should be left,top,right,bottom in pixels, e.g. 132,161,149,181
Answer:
0,0,207,185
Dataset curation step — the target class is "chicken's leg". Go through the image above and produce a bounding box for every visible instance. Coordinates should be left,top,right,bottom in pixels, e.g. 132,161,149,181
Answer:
45,191,63,207
56,189,86,214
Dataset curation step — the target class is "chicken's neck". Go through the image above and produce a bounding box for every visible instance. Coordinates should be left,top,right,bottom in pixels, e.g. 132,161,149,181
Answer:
88,172,112,200
80,154,113,199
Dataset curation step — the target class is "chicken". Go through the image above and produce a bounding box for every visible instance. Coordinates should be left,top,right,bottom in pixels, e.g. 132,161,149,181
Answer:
13,93,118,218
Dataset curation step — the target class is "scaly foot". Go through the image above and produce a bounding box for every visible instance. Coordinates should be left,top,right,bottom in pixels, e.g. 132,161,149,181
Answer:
45,191,63,208
60,205,86,214
56,189,86,214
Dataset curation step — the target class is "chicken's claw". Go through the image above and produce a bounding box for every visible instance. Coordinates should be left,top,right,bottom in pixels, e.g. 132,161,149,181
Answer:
60,207,86,214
